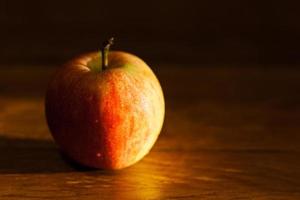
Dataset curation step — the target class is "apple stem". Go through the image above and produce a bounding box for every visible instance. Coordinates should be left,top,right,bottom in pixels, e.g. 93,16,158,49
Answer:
101,37,114,70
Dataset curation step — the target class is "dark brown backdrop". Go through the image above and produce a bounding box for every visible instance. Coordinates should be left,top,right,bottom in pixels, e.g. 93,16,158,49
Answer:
0,0,299,65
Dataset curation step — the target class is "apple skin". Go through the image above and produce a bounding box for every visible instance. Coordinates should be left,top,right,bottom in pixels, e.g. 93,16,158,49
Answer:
45,51,165,169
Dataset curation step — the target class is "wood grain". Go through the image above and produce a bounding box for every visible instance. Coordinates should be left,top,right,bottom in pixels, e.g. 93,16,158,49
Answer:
0,65,300,199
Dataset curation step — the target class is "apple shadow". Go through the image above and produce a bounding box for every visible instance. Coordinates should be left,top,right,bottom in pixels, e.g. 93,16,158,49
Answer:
0,135,94,174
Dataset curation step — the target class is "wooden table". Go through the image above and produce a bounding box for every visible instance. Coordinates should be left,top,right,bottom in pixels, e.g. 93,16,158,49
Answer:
0,65,300,199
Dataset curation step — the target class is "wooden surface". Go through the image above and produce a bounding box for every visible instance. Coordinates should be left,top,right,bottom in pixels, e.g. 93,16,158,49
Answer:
0,65,300,199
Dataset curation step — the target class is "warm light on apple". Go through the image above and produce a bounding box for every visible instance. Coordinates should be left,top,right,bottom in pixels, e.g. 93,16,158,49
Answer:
45,38,165,169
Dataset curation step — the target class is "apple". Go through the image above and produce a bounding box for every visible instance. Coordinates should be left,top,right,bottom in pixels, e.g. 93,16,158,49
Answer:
45,38,165,169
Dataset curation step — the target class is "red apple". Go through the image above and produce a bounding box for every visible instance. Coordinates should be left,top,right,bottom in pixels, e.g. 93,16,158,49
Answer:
45,39,165,169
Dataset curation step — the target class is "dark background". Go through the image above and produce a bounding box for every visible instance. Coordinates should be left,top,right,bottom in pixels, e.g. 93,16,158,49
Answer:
0,0,299,65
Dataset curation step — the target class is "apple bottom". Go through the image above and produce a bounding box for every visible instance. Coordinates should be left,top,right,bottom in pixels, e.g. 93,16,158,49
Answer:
46,79,161,170
50,118,160,170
